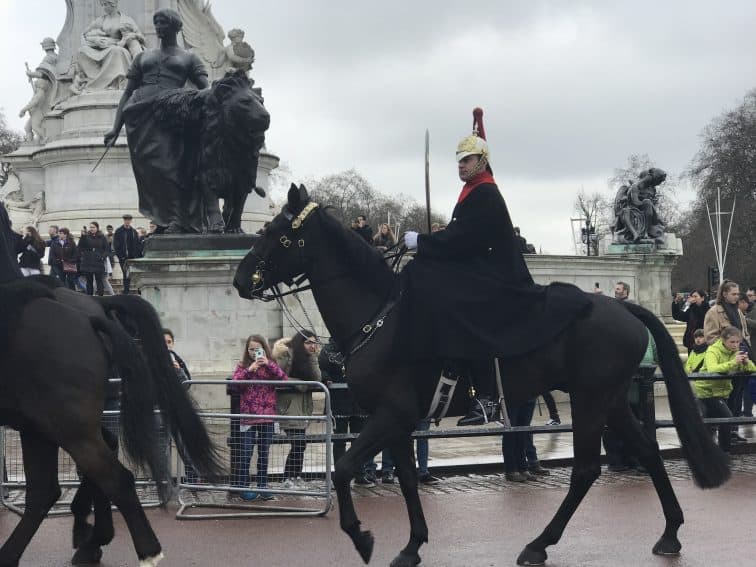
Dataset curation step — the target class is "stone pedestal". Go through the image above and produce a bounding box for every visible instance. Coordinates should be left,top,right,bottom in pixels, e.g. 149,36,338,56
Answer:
129,235,281,378
525,235,682,322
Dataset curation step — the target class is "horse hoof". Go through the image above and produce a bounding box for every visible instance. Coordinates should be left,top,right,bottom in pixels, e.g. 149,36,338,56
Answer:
73,521,94,549
652,536,681,556
72,545,103,565
517,546,547,566
354,529,374,564
390,551,422,567
139,552,165,567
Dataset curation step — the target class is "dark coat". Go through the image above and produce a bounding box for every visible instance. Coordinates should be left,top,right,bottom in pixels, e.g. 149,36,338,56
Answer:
17,236,45,271
113,225,141,260
45,235,58,266
49,237,78,266
671,300,709,351
77,233,110,274
354,224,373,244
402,182,590,360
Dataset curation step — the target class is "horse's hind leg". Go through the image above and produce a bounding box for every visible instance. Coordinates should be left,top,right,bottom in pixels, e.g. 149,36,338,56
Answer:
65,437,163,566
607,401,684,555
71,427,117,564
387,436,427,567
517,393,606,566
0,430,60,567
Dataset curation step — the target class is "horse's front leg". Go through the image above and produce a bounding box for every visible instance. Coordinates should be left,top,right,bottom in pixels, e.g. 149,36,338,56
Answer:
0,431,60,567
333,408,406,564
387,435,427,567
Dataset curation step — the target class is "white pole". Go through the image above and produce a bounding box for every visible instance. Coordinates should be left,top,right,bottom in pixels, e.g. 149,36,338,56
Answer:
721,196,736,280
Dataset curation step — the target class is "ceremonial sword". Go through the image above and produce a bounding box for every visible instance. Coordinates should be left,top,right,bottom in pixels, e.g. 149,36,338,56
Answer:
424,129,432,233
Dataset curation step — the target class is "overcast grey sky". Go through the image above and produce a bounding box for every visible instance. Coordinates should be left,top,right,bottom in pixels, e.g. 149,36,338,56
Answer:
1,1,754,252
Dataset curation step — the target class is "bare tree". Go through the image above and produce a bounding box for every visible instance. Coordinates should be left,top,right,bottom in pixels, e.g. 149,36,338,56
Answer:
0,109,23,187
307,169,446,239
573,188,609,255
673,88,756,290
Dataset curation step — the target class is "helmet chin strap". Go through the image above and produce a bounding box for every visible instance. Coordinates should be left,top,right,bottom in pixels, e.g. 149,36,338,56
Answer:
463,155,488,180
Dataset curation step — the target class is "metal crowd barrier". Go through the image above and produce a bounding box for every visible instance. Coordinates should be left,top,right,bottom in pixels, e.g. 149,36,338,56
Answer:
175,379,333,520
0,409,171,517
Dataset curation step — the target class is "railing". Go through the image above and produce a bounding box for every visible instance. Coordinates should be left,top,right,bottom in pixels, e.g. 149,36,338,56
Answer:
175,379,333,520
0,409,170,517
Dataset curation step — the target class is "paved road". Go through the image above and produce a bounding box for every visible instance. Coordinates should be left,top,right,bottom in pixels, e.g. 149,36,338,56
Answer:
3,456,756,567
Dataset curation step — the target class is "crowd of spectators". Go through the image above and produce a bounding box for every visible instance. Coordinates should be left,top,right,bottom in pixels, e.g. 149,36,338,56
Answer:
11,214,153,295
678,280,756,451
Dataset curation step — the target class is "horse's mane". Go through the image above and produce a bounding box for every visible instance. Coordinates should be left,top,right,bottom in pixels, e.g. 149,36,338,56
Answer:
316,207,396,297
197,71,265,200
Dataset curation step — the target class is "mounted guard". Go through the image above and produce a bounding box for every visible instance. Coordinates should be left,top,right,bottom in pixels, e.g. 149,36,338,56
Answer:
402,108,591,425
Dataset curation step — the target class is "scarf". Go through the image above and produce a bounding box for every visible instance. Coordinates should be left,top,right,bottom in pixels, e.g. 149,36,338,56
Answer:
457,170,496,204
723,302,743,331
691,343,708,355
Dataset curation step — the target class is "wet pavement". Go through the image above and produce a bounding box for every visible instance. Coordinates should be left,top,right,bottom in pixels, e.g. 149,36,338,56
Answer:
4,453,756,566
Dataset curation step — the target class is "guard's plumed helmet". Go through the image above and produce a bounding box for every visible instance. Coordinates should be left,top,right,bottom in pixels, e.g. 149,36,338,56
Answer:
456,107,489,162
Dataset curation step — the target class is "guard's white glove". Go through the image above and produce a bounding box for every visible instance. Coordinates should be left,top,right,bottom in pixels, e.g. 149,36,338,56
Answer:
404,231,419,250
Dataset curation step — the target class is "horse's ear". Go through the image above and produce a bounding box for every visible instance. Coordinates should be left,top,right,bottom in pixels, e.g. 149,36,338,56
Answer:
288,183,303,212
298,184,309,204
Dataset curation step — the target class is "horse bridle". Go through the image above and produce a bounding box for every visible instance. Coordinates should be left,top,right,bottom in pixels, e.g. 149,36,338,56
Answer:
249,201,321,301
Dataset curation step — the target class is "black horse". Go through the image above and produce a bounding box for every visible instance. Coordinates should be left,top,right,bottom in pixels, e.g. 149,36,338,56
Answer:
233,185,730,567
0,204,222,566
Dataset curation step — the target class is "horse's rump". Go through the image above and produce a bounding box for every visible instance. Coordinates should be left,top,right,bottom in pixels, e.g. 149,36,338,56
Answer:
400,258,592,361
0,278,56,360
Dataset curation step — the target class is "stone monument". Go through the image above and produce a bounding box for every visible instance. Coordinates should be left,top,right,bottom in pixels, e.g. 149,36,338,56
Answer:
1,1,298,395
2,0,279,236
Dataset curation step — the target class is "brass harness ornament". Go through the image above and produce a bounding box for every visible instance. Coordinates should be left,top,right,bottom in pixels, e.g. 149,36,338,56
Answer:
252,202,320,286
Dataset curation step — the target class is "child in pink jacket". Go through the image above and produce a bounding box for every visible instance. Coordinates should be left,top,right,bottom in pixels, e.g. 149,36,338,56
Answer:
230,334,287,500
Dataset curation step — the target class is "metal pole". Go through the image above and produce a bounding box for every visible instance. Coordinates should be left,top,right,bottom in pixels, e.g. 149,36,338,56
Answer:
424,129,432,233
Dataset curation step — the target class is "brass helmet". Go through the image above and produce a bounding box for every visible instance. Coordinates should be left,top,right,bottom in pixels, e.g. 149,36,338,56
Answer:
455,107,489,162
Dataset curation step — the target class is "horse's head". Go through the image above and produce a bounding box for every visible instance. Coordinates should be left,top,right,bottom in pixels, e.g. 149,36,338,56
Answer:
233,183,318,300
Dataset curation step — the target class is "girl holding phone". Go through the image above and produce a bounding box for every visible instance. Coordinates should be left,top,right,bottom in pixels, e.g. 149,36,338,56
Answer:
230,334,287,501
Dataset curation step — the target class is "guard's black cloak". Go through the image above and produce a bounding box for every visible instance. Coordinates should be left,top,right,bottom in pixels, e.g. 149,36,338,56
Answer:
401,179,591,361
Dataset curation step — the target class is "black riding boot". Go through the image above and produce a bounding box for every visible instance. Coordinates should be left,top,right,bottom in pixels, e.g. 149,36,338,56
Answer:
457,392,499,426
452,359,500,427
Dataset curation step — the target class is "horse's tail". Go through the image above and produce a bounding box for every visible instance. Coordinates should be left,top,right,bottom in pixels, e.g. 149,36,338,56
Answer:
622,301,730,489
88,314,170,502
99,295,224,482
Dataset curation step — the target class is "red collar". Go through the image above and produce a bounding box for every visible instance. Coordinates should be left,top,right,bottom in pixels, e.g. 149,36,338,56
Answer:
457,171,496,204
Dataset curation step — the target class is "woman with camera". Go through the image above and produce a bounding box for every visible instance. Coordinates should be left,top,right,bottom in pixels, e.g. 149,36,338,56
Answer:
672,289,709,353
230,334,287,501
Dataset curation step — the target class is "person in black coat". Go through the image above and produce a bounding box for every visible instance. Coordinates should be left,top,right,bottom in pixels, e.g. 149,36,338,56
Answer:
672,289,709,353
113,214,141,294
78,221,110,296
49,227,79,289
17,226,46,276
402,108,589,426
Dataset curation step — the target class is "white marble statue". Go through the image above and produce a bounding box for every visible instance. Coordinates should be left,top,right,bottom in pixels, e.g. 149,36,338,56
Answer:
0,173,45,229
19,37,59,143
78,0,144,91
178,0,252,81
217,29,255,74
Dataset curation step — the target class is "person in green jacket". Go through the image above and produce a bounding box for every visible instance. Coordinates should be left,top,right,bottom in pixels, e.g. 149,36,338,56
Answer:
684,329,708,374
694,326,756,453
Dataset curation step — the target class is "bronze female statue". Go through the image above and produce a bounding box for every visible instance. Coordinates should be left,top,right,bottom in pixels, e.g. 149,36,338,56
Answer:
104,9,269,234
104,9,214,233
